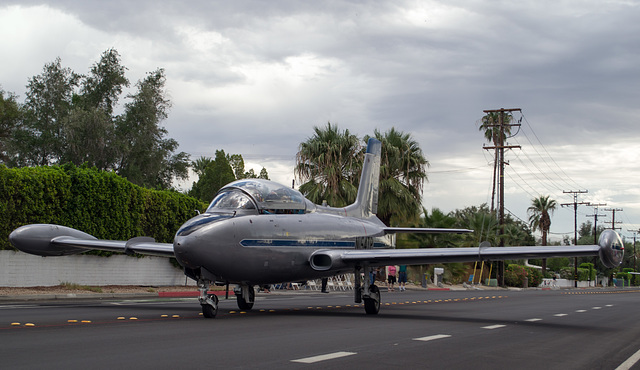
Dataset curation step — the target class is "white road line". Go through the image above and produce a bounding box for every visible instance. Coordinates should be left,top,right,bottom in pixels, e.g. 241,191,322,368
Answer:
575,310,587,313
0,304,38,309
606,304,614,307
554,313,568,317
592,307,602,310
482,324,506,330
616,348,640,370
525,318,542,322
413,334,452,342
291,351,357,364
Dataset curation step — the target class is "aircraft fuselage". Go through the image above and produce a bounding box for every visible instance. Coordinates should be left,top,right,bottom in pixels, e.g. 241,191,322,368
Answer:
173,210,392,285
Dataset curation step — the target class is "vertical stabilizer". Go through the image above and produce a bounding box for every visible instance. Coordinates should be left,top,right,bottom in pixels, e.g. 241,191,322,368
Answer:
345,138,381,218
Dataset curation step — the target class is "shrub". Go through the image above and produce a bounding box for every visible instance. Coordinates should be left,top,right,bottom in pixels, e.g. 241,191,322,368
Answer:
0,164,207,250
524,266,543,287
505,264,527,287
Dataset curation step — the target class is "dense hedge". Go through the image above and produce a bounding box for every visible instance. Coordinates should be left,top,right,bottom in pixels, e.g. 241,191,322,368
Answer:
0,164,207,250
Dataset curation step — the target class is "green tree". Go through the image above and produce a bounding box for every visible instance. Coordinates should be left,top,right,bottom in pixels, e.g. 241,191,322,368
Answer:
14,57,80,166
63,49,129,169
295,122,362,207
63,107,115,170
9,50,188,189
227,153,268,180
76,48,129,117
114,68,189,188
0,89,22,164
369,128,428,226
189,150,235,203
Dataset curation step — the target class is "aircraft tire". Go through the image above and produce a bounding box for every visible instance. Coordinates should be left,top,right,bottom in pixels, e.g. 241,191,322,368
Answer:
201,294,219,318
237,286,255,310
364,285,380,315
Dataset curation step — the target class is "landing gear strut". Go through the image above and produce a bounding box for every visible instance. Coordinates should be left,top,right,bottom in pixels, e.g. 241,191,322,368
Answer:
198,279,219,318
356,264,381,315
234,284,255,310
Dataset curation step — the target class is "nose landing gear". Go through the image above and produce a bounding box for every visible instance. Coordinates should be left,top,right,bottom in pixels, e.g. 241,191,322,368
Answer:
198,279,219,318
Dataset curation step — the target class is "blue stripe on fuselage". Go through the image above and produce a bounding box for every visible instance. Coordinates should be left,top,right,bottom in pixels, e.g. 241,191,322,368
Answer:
240,239,356,248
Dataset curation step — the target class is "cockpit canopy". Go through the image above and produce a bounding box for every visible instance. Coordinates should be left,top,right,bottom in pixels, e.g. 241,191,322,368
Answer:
206,179,308,214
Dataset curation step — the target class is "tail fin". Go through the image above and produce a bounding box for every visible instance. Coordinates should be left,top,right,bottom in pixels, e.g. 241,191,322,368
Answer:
345,138,381,218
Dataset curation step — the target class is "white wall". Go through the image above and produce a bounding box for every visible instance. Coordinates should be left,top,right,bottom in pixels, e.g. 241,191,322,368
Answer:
0,250,194,287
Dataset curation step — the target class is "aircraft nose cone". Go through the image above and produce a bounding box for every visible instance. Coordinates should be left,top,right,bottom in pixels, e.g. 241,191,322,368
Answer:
173,236,199,269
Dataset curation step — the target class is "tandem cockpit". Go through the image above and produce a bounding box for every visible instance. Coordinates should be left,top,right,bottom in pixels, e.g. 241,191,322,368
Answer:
207,179,314,215
176,179,317,237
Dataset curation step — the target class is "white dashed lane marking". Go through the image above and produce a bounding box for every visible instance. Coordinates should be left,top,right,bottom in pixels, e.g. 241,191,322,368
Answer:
482,324,506,330
413,334,452,342
291,351,357,364
289,303,618,364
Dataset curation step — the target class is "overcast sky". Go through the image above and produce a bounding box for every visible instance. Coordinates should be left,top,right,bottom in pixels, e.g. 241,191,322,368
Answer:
2,1,639,242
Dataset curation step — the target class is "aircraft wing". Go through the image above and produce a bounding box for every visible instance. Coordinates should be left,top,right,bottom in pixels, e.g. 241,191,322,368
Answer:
383,227,473,234
310,230,624,270
9,224,175,258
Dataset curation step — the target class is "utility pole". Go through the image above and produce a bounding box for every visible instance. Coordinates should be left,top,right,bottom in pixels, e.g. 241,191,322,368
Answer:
604,208,623,230
586,204,608,244
482,108,521,287
561,190,589,288
627,229,639,272
586,203,607,287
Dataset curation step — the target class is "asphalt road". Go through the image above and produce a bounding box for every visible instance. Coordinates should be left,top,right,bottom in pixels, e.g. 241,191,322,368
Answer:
2,287,640,369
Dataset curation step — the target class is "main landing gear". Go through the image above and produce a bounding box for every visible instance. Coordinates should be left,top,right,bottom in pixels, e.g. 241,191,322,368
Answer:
234,284,255,310
198,279,219,318
354,265,381,315
364,284,381,315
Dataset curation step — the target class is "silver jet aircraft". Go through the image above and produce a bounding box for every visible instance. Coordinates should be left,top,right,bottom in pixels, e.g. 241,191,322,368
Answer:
9,138,624,318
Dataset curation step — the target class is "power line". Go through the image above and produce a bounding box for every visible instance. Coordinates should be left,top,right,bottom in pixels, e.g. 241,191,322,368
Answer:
519,113,585,190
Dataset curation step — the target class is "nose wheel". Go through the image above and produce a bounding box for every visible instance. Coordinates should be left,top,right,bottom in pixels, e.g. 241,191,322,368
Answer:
198,279,219,319
201,294,219,318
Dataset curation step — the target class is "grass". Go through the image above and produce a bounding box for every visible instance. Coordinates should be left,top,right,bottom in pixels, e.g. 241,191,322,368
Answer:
60,282,103,293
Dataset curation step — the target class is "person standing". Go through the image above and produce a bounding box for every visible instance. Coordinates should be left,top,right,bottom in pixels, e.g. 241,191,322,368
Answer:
398,265,407,291
387,265,397,291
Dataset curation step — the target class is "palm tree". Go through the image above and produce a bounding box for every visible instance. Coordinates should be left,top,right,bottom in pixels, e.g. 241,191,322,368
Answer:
478,112,513,212
295,122,362,207
528,195,557,246
370,128,428,226
528,195,557,273
192,156,213,177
